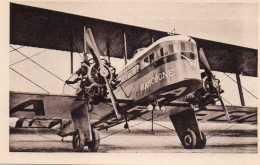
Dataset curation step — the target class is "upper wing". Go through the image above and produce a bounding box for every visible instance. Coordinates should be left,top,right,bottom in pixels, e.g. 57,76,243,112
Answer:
10,3,257,77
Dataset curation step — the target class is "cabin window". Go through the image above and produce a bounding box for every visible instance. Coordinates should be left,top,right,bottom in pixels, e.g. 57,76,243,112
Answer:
165,51,168,55
160,48,164,56
137,63,141,72
169,44,174,53
149,53,154,63
167,54,177,63
143,56,149,68
185,42,191,51
181,42,185,51
156,58,165,67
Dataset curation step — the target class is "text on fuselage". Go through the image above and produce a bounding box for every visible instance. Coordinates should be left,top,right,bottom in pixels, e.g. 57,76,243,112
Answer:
141,69,175,92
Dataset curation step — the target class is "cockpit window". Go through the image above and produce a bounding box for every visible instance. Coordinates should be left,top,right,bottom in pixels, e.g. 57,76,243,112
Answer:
181,52,197,60
181,42,185,51
169,44,174,53
185,42,191,51
191,43,194,52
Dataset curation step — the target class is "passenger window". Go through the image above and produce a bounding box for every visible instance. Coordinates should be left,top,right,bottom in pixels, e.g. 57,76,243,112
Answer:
160,48,164,56
143,57,149,68
167,54,177,63
149,53,154,63
137,63,141,72
169,44,174,53
181,42,185,51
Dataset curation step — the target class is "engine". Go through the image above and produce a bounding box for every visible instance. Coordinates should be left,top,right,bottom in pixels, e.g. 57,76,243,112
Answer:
68,58,120,105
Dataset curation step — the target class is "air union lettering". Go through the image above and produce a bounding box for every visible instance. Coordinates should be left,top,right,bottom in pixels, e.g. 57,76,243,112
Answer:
141,69,175,91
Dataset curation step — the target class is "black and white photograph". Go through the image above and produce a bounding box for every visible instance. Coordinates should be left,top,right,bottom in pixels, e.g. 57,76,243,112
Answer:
2,0,259,164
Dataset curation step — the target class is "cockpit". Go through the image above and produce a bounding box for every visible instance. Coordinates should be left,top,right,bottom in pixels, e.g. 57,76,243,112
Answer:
180,41,198,60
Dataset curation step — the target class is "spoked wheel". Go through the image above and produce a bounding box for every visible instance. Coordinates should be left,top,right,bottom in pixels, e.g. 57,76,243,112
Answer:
196,131,207,149
87,128,100,152
182,130,197,149
72,129,85,152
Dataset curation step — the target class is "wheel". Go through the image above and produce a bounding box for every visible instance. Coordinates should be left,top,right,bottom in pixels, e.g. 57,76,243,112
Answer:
182,130,197,149
72,129,85,152
87,128,100,152
196,131,206,149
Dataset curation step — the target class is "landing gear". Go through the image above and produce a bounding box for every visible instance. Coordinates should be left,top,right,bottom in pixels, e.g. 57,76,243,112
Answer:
181,130,206,149
72,129,85,152
196,131,206,149
87,128,100,152
72,128,100,152
169,107,207,149
182,130,196,149
71,99,101,152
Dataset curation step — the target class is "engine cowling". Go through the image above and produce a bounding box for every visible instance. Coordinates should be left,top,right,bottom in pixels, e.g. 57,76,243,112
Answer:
87,63,113,88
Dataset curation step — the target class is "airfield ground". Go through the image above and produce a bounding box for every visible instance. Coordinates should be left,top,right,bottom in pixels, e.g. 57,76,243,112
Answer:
9,121,257,153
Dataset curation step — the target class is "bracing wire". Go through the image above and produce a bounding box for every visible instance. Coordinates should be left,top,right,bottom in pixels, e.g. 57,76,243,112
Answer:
10,50,47,67
10,67,50,94
9,45,25,53
223,73,258,99
10,45,76,90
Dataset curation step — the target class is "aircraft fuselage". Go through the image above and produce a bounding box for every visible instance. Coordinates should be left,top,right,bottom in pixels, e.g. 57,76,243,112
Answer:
114,35,202,104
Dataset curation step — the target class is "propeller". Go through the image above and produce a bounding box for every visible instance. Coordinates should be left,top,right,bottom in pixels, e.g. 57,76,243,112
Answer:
84,27,121,119
199,48,213,78
199,48,230,122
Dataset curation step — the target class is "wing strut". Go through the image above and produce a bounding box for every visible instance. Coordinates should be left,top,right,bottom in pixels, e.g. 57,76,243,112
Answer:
236,73,245,106
123,32,128,65
70,33,73,74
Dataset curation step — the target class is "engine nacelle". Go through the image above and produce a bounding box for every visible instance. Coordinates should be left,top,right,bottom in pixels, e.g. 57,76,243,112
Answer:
87,63,113,88
82,59,120,104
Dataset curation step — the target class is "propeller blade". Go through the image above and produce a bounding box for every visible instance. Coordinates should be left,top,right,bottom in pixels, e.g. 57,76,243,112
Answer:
84,28,121,119
104,76,121,119
84,28,103,67
199,48,213,77
216,89,231,122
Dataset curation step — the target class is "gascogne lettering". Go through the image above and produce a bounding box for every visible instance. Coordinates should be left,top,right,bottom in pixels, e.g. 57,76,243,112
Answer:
141,69,175,91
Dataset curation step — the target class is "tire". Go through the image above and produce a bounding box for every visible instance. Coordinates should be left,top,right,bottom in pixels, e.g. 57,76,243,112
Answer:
196,131,207,149
72,129,85,152
87,128,100,152
182,130,197,149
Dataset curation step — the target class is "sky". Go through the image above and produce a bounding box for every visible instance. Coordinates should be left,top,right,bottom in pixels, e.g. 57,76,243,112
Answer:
9,2,258,106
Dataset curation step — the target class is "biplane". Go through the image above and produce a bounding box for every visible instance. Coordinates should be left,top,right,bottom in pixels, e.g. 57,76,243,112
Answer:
9,3,257,152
